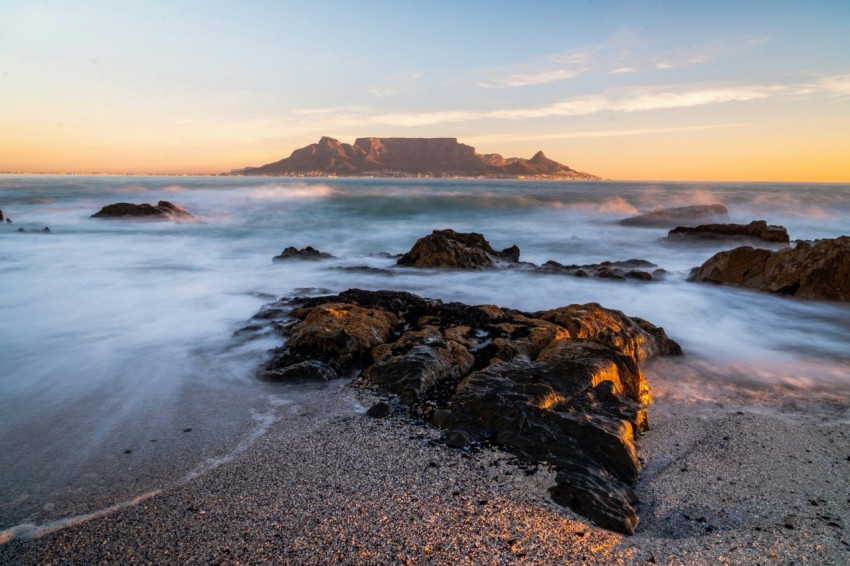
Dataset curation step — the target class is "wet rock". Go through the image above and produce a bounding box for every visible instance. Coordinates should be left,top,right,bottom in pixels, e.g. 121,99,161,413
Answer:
539,303,682,365
17,227,25,232
254,289,682,533
273,246,334,261
539,259,657,281
42,227,51,233
0,208,3,221
287,302,399,365
397,229,520,268
366,401,393,418
692,236,850,301
261,360,338,382
620,204,729,227
6,218,11,224
668,220,789,243
91,200,192,218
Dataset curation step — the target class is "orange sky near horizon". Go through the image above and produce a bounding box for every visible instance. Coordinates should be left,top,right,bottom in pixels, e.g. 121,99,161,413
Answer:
2,1,849,182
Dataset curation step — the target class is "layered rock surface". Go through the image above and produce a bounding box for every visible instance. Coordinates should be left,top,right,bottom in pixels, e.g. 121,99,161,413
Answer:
239,137,598,179
397,229,520,268
253,289,682,533
620,204,728,227
91,200,192,218
668,220,789,243
692,236,850,301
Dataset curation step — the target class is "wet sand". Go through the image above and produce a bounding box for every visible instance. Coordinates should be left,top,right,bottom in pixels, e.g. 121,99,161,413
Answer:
1,366,849,565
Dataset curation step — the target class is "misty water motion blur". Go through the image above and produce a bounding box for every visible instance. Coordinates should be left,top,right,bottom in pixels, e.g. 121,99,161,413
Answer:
1,175,849,532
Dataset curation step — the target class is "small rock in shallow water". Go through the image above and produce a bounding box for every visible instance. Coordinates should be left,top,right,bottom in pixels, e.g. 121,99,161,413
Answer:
273,246,334,261
366,402,392,418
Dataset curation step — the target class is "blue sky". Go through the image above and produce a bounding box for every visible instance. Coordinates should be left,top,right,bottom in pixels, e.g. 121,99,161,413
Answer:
1,0,849,179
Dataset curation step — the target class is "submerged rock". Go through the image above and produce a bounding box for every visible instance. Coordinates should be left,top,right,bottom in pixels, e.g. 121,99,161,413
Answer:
273,246,334,261
0,208,3,221
91,200,192,218
668,220,789,243
539,259,657,281
397,229,520,268
254,288,682,533
692,236,850,301
620,204,728,227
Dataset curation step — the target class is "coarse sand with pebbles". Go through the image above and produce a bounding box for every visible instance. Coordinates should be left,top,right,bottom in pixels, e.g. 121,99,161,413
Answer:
1,365,849,565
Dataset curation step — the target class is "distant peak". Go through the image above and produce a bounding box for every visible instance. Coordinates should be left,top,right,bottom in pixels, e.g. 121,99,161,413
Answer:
318,136,341,145
530,150,547,161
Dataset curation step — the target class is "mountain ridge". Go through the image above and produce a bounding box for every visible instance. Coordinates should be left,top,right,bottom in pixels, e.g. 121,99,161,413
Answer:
235,137,599,179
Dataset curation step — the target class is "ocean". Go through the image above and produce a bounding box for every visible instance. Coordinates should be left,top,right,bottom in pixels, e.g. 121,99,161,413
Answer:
1,175,849,533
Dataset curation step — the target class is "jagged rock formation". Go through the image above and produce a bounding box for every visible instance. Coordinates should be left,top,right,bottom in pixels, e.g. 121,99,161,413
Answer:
273,246,334,261
620,204,728,227
668,220,789,243
91,200,192,219
691,236,850,301
250,289,682,533
238,137,598,179
397,229,520,268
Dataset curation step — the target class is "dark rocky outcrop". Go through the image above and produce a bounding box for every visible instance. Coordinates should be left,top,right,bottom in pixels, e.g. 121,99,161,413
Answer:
0,208,3,221
539,259,658,281
273,246,334,261
396,229,661,281
238,137,598,179
254,288,682,533
620,204,728,227
397,229,520,269
692,236,850,301
668,220,789,243
91,200,192,219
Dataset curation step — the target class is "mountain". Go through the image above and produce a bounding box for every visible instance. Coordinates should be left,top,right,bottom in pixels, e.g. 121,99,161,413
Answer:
235,137,599,179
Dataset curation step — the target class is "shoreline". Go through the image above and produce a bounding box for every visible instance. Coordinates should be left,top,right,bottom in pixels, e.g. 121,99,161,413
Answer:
1,365,848,564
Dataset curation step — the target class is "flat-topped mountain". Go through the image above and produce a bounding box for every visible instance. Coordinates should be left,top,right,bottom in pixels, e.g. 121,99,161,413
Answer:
236,137,599,179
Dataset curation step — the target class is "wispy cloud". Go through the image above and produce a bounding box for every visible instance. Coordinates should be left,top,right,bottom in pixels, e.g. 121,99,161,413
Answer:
477,49,593,88
369,72,422,98
463,124,745,145
478,68,585,88
816,74,850,96
283,73,846,133
369,84,779,126
649,35,769,72
602,34,769,75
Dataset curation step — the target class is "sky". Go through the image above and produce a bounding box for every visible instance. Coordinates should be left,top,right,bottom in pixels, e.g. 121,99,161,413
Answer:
1,0,849,181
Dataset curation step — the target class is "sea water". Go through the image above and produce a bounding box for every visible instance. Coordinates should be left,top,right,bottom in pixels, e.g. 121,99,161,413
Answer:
1,175,849,531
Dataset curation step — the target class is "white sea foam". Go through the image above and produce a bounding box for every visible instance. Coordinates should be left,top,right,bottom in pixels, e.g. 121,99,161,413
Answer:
1,175,848,535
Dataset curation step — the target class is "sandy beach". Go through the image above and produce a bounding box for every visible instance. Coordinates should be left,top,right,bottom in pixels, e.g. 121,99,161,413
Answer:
2,358,848,565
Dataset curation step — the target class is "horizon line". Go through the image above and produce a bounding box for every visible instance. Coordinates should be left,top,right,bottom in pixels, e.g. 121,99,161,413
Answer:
2,172,849,184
